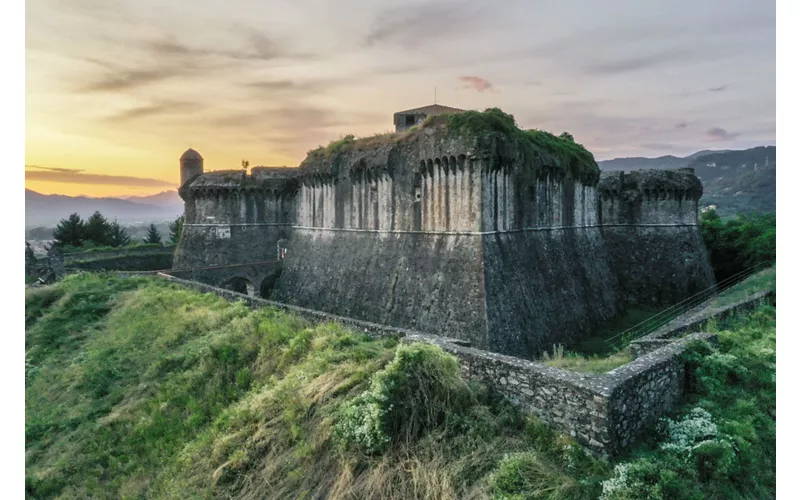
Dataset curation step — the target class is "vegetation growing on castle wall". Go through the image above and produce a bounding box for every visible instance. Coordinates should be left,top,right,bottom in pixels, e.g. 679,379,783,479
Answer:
302,108,599,184
26,274,775,499
443,108,599,182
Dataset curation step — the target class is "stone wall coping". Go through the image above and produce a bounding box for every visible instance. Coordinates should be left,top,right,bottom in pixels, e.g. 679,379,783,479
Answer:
605,332,715,385
403,332,608,393
64,245,175,262
637,290,775,343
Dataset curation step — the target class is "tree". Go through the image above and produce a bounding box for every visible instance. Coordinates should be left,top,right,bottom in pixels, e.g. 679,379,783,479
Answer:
53,213,86,247
143,224,163,245
85,211,112,246
168,215,185,245
699,208,776,282
559,132,575,142
108,221,131,247
242,159,249,171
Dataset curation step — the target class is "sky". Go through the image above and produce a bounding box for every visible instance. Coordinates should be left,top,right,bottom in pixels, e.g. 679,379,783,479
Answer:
25,0,776,197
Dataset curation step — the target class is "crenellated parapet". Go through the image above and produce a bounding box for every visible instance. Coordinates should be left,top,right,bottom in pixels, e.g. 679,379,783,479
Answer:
598,169,703,225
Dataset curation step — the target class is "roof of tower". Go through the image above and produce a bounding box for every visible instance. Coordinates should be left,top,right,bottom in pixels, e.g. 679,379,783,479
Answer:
393,104,465,116
180,148,203,161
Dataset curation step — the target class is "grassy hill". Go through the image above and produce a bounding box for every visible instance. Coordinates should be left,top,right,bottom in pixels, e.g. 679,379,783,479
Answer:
25,274,776,499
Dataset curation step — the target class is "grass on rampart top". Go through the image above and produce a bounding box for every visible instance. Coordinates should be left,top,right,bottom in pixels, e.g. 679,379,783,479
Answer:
304,108,598,181
26,273,775,499
541,345,631,374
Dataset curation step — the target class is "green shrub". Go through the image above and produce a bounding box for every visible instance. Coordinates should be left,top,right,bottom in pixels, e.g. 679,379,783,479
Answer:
700,208,775,283
488,451,587,500
333,343,473,454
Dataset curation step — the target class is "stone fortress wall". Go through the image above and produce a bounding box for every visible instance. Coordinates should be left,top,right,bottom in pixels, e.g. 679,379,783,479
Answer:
598,169,716,307
174,165,297,272
173,111,715,359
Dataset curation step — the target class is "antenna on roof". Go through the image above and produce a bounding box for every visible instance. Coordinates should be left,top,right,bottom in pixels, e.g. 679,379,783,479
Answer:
434,86,437,104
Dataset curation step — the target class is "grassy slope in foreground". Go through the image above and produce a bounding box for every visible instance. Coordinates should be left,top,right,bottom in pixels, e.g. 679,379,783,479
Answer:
26,273,775,499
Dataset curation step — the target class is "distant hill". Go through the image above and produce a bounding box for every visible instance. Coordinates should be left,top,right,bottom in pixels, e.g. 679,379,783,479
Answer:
598,146,776,217
598,150,732,171
25,189,183,228
121,190,184,210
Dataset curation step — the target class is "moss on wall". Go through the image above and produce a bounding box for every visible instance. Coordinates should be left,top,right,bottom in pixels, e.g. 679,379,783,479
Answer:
299,108,600,185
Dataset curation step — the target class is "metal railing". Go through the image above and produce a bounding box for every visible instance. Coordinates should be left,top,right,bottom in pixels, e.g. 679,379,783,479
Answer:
604,261,774,350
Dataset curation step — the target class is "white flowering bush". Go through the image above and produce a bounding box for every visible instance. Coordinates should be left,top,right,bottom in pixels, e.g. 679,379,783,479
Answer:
333,391,391,454
333,343,472,454
660,407,719,452
599,462,665,500
599,407,740,499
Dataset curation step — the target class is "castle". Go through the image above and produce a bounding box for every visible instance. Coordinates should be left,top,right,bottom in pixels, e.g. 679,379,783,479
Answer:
173,108,715,359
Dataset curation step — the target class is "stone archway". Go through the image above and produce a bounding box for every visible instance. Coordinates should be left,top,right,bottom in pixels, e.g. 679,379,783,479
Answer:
221,276,255,296
259,269,283,299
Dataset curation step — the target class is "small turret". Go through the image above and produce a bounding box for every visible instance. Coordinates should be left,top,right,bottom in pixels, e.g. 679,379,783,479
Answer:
180,148,204,187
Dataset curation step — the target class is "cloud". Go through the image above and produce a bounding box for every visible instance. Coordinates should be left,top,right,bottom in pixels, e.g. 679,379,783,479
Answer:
676,122,688,129
26,165,85,174
78,31,311,94
364,1,483,48
101,101,199,122
641,143,675,150
25,168,175,188
708,85,728,92
459,76,493,92
705,127,740,141
583,48,695,75
241,77,355,99
79,66,195,92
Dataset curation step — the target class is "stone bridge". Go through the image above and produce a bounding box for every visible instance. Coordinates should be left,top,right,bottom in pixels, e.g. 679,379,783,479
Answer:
168,260,283,298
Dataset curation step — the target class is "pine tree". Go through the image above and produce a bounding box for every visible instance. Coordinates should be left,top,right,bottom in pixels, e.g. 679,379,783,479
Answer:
108,221,131,247
53,213,86,247
85,211,112,246
168,215,185,245
143,224,163,245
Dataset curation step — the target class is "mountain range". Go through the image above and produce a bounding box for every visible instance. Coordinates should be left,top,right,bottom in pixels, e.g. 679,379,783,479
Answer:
25,189,183,228
598,146,776,217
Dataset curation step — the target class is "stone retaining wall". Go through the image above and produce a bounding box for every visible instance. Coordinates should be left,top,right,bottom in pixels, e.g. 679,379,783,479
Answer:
407,331,714,457
63,245,174,263
67,251,175,272
629,290,775,358
153,273,716,457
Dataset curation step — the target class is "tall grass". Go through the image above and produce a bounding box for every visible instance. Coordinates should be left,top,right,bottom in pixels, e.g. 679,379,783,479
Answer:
26,274,775,499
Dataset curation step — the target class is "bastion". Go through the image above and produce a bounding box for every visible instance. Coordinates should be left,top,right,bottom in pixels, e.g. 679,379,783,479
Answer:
173,108,715,359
